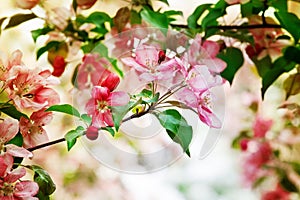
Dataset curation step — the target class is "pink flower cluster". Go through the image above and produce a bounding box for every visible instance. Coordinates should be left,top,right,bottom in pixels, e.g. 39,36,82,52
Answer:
0,119,38,199
121,34,226,128
77,53,129,139
0,50,60,148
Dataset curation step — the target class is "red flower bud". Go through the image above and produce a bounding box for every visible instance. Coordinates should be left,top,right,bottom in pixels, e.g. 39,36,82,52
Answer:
86,126,99,140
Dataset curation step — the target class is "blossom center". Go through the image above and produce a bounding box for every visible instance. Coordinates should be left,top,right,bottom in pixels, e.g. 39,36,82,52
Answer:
97,100,108,113
1,182,15,196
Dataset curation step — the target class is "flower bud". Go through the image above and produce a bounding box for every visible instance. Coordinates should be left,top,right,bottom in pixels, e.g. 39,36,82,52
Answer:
76,0,97,9
86,126,99,140
15,0,39,9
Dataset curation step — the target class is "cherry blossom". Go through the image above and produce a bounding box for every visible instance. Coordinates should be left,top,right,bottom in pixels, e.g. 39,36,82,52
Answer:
15,0,40,9
186,65,223,93
0,157,39,199
253,115,273,138
77,53,113,89
0,50,22,82
5,67,60,111
262,185,290,200
85,86,130,128
121,44,181,82
0,118,33,158
76,0,97,9
177,88,222,128
186,34,227,73
51,55,66,77
19,108,53,148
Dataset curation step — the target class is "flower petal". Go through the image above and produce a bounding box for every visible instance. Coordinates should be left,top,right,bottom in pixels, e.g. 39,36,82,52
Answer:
135,45,158,67
121,57,148,72
108,91,130,106
4,167,26,183
0,118,19,143
14,181,39,198
5,144,33,158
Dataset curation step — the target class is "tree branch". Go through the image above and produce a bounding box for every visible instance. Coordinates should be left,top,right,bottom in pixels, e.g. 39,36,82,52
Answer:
170,23,282,30
27,138,66,152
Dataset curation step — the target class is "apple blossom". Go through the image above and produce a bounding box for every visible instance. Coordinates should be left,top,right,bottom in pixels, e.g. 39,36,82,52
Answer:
85,86,130,128
253,115,273,138
77,53,113,89
15,0,39,9
186,34,227,73
0,118,33,159
5,67,60,111
0,157,38,199
19,108,53,148
121,44,181,82
177,88,222,128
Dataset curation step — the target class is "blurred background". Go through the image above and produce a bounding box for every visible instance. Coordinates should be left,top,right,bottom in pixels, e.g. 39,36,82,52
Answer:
3,0,299,199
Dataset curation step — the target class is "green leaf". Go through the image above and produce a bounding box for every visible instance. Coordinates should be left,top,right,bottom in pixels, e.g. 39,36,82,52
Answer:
31,165,56,195
155,109,193,156
202,8,224,29
252,55,273,77
86,12,112,27
81,114,92,125
275,11,300,43
64,126,85,151
241,2,253,17
37,41,61,59
0,103,28,120
31,27,53,42
111,98,142,131
46,104,81,118
101,126,115,137
283,73,300,99
280,174,298,193
218,47,244,84
130,10,142,24
8,132,23,147
269,0,288,12
141,7,169,34
5,13,37,29
71,64,79,88
289,162,300,175
261,56,296,98
284,46,300,64
187,4,212,29
252,176,268,188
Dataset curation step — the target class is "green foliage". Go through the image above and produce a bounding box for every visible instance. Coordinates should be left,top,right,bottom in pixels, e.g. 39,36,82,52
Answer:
253,55,273,78
141,7,169,33
275,12,300,44
46,104,81,118
216,30,254,44
187,4,212,29
156,0,169,6
0,103,28,120
130,10,142,24
31,165,56,198
8,132,23,147
101,126,115,137
283,72,300,99
280,174,298,193
155,109,193,156
111,98,142,131
218,47,244,84
64,126,85,151
4,13,37,29
37,41,61,59
261,56,296,98
269,0,288,12
92,43,124,77
284,46,300,64
31,27,53,42
86,11,112,35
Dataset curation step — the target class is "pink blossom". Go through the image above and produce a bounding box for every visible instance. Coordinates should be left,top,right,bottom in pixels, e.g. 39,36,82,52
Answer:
76,0,97,9
15,0,39,9
177,88,222,128
20,108,53,148
0,50,22,81
225,0,249,5
262,185,290,200
85,86,130,128
6,67,60,111
121,45,180,82
0,157,39,199
186,34,227,73
77,54,113,89
243,142,272,185
253,115,273,138
186,65,223,93
0,118,33,158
